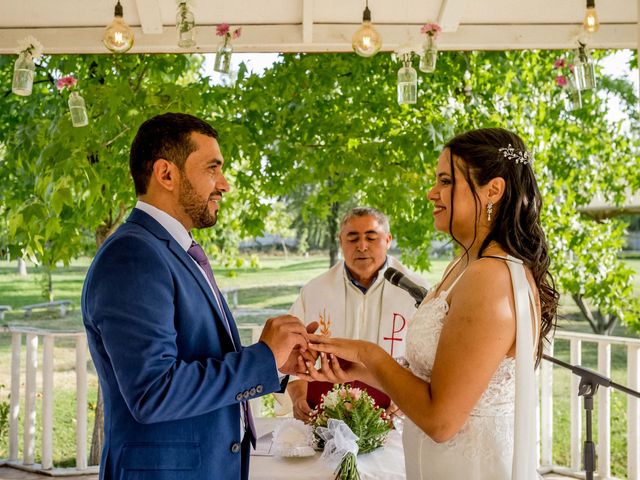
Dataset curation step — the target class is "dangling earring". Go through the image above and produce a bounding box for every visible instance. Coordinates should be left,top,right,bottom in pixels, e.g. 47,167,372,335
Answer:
487,201,494,222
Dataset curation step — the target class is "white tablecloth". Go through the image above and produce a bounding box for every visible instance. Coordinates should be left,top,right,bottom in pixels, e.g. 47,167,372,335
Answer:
249,417,406,480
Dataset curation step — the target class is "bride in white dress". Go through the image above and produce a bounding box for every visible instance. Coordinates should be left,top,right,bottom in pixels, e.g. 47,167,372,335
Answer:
300,128,558,479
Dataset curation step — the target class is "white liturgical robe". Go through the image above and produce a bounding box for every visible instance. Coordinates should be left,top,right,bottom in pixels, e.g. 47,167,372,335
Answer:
289,256,427,359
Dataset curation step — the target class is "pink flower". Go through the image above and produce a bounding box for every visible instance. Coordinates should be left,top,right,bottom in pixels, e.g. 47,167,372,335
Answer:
553,58,566,69
568,64,575,73
420,23,442,39
350,388,362,401
56,75,77,91
232,27,242,39
344,402,352,411
555,75,568,87
216,23,230,37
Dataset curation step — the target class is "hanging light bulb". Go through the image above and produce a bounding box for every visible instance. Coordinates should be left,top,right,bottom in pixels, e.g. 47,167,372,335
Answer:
352,1,382,57
582,0,599,33
103,1,134,53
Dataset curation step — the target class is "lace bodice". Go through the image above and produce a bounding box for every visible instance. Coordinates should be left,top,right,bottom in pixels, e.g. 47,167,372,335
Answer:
405,290,515,417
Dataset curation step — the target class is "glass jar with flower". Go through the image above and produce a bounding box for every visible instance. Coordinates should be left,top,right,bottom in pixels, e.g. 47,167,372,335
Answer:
553,57,581,111
419,23,441,73
214,24,242,74
57,76,89,127
176,1,196,48
12,36,44,96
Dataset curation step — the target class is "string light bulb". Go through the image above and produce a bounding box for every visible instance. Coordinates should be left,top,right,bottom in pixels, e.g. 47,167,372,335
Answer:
582,0,599,33
103,1,134,53
352,1,382,57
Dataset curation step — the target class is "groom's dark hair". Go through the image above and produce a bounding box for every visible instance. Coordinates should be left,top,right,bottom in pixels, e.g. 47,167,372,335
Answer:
130,112,218,195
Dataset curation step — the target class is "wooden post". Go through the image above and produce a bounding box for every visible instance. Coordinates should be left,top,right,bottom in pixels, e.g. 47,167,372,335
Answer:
628,345,640,480
42,335,55,470
570,339,582,472
76,335,88,470
598,341,612,479
540,340,554,466
9,332,21,461
23,333,38,465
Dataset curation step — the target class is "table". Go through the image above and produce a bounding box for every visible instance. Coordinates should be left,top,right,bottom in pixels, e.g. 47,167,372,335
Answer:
249,418,406,480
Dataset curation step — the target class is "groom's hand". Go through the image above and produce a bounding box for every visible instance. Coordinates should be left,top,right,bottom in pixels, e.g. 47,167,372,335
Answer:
260,315,313,370
279,321,319,375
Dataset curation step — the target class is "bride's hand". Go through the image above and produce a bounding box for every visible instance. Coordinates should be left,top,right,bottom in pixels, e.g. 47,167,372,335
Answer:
296,350,365,384
307,334,371,364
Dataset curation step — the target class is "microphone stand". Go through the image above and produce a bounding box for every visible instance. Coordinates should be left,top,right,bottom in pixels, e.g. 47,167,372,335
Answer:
542,354,640,480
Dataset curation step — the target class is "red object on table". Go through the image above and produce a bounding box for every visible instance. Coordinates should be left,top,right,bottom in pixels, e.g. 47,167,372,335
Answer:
306,380,391,410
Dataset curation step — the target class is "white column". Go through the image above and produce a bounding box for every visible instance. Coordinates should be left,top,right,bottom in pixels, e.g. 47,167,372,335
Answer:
597,341,611,479
9,332,21,461
23,333,38,465
41,335,55,470
570,339,582,472
540,341,554,466
76,335,88,470
628,345,640,480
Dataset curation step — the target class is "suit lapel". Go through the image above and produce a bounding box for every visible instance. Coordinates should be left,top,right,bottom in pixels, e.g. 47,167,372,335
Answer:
127,209,238,350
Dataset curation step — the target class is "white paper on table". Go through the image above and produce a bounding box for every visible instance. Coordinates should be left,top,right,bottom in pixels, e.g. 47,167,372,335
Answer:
251,431,275,456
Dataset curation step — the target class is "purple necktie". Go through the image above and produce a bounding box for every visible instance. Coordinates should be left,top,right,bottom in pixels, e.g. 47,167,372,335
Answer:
187,240,256,441
187,241,235,346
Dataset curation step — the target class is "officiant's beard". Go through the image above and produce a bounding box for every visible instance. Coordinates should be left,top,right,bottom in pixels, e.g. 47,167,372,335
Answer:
178,175,218,229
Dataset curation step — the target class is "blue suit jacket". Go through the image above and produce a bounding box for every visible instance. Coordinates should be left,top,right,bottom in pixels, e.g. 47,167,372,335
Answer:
82,209,284,480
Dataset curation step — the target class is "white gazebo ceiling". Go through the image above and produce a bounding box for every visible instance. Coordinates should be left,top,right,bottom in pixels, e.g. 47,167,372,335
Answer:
0,0,638,54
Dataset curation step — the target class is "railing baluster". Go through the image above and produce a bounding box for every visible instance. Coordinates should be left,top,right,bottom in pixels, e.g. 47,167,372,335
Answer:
9,331,21,461
42,335,55,470
570,338,582,472
76,334,88,470
23,333,38,465
540,340,554,466
598,341,612,479
628,344,640,480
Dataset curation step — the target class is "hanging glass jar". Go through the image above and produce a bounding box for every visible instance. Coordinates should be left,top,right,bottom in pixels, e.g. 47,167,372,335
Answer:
214,38,233,74
563,81,582,111
419,35,438,73
397,54,417,105
12,52,35,96
68,91,89,127
573,44,596,92
176,2,196,48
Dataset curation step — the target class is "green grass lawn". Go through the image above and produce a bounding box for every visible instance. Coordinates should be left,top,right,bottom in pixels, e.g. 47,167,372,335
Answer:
0,254,638,473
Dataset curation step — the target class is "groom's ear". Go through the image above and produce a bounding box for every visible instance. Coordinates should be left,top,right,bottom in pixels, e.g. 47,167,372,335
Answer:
306,321,319,334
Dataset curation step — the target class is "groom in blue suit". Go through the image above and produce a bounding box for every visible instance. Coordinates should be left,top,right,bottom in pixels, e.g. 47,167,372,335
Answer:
82,113,314,480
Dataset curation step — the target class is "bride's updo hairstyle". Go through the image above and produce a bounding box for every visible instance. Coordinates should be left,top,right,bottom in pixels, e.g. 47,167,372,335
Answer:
444,127,558,365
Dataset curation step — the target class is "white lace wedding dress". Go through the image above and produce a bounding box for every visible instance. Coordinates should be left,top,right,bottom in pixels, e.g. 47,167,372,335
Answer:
402,256,539,480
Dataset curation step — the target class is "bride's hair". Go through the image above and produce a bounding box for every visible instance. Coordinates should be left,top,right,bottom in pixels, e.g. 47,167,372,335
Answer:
444,127,558,366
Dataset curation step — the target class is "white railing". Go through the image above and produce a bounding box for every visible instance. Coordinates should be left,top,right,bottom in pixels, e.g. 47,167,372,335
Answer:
3,323,637,478
539,330,640,480
2,325,98,475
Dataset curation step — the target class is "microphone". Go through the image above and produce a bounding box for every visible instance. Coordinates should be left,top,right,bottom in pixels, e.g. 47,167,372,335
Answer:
384,267,428,307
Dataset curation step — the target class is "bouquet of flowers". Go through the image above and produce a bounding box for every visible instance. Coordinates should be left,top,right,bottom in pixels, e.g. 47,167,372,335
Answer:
312,384,391,480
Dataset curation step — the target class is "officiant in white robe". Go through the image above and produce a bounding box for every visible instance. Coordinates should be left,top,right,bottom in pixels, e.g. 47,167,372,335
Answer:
287,207,428,421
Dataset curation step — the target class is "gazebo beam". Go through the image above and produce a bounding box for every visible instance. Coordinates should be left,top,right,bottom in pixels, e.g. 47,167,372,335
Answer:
438,0,468,33
302,0,313,44
0,23,635,54
135,0,163,35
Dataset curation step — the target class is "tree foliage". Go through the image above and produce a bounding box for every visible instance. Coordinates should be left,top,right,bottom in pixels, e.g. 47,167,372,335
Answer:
0,49,638,335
